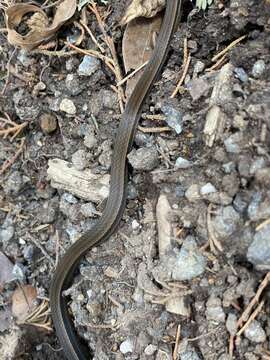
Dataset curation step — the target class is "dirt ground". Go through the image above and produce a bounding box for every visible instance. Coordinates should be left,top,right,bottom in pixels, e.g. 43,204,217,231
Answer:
0,0,270,359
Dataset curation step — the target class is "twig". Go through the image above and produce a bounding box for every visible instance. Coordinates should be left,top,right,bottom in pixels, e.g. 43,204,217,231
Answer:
80,20,105,53
138,125,171,133
1,47,17,95
0,137,25,175
256,218,270,231
173,325,181,360
237,300,265,336
117,61,148,87
171,53,191,98
206,54,227,72
237,272,270,328
212,35,247,62
0,113,28,140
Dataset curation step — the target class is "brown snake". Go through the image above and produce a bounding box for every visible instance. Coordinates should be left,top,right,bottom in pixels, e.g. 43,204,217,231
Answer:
50,1,183,359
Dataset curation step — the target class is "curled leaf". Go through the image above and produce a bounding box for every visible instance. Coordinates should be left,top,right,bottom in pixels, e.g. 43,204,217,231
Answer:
5,0,76,50
121,0,165,25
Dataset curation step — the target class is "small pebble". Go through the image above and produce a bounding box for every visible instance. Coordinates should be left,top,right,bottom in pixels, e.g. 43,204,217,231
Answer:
185,184,201,202
128,147,159,171
206,294,225,323
119,338,134,354
161,105,183,134
144,344,157,356
247,224,270,270
84,133,97,150
80,203,97,218
252,60,266,79
226,313,238,335
175,157,193,169
72,149,88,171
224,132,243,153
78,55,100,76
40,113,57,134
60,99,76,115
200,183,217,195
234,67,249,82
244,320,266,343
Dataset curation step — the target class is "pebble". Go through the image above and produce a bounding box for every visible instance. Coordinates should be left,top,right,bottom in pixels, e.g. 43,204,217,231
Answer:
62,193,78,204
244,320,266,343
247,224,270,270
224,132,243,153
222,162,236,174
101,89,118,110
65,74,83,96
211,206,241,239
188,78,210,101
165,296,190,316
255,167,270,186
185,184,201,202
71,149,88,171
226,313,238,335
200,183,217,196
206,294,225,323
60,98,76,115
234,67,249,82
181,350,201,360
80,202,97,218
249,157,265,175
0,226,14,244
175,157,193,169
78,55,100,76
3,171,24,195
40,113,57,134
84,133,97,150
12,263,25,281
252,60,266,79
128,147,159,171
161,105,183,134
144,344,157,355
193,60,205,76
0,251,15,287
119,338,134,354
172,236,206,281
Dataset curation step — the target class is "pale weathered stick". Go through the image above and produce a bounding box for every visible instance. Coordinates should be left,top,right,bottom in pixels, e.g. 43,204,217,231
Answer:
47,159,110,203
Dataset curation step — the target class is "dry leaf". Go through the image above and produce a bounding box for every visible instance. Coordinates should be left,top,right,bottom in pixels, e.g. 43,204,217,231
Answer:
122,13,162,97
5,0,76,50
0,251,14,291
11,285,38,322
121,0,165,25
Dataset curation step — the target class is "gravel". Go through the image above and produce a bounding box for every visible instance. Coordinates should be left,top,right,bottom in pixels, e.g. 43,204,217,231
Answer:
211,206,241,240
247,224,270,270
175,157,193,169
71,149,89,171
60,98,76,115
244,320,266,343
77,55,100,76
252,60,266,79
172,236,207,281
161,105,183,134
206,294,225,323
128,147,159,171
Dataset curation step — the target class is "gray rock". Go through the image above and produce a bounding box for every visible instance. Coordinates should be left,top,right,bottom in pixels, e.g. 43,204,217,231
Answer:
185,184,201,202
211,206,241,239
80,202,97,218
233,193,249,213
188,78,210,101
60,98,76,115
84,133,97,150
0,226,14,244
172,236,206,281
78,55,100,76
206,294,225,323
161,105,183,134
224,132,243,153
12,263,25,281
65,74,83,96
222,174,240,197
222,162,236,174
40,199,58,224
175,157,193,169
249,157,266,175
252,60,266,79
247,192,270,221
181,350,201,360
200,183,217,196
72,149,88,171
98,140,112,169
3,171,24,195
13,89,40,120
226,313,238,335
62,193,78,204
23,245,34,262
255,167,270,186
244,320,266,343
119,338,134,354
193,60,205,76
234,67,249,82
101,89,118,110
128,147,159,171
144,344,157,355
0,309,12,332
247,224,270,270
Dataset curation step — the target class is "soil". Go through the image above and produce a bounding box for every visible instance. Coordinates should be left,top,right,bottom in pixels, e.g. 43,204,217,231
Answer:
0,0,270,359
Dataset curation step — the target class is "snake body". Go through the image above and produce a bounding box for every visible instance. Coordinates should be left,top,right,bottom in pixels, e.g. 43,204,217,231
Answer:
50,1,183,359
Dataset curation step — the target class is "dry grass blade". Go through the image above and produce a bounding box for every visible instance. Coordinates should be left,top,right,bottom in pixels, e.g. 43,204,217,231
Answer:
22,299,52,331
0,112,27,140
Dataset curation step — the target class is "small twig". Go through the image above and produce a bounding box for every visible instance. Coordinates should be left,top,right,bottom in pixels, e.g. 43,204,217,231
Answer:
80,20,105,53
212,35,247,62
117,61,148,87
138,125,171,133
206,203,223,253
229,334,234,359
256,217,270,231
0,137,25,175
237,272,270,328
28,235,55,267
0,113,28,140
237,300,265,336
171,53,191,98
173,325,181,360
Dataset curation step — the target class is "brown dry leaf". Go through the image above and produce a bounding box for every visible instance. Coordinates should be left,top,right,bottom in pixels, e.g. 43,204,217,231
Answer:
122,13,162,97
5,0,76,50
0,251,14,291
11,285,38,322
121,0,165,25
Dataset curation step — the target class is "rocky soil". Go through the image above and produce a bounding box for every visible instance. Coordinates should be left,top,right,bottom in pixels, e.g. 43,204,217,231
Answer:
0,0,270,359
